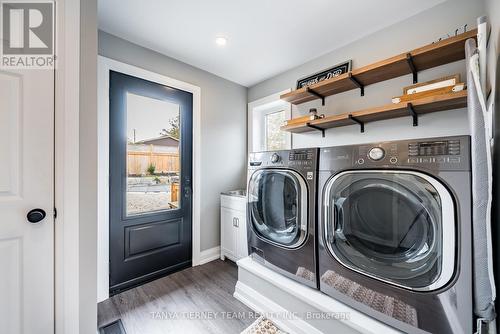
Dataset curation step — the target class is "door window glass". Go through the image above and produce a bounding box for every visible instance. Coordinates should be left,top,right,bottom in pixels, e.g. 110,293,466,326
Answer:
325,172,446,289
249,170,305,247
126,93,181,216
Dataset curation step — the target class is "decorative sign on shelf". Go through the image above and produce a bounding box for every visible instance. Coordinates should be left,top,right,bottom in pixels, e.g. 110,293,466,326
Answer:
296,60,352,89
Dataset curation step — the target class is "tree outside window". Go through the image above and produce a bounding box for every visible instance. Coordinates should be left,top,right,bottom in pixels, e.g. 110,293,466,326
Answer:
265,110,286,151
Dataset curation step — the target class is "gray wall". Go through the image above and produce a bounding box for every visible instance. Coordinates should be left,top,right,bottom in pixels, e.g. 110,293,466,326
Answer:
485,0,499,122
485,0,500,330
486,0,499,102
248,0,486,148
98,31,248,251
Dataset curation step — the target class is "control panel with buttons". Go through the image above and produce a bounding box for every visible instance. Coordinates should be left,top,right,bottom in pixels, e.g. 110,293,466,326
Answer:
289,150,314,161
346,136,469,171
249,148,318,170
408,140,460,157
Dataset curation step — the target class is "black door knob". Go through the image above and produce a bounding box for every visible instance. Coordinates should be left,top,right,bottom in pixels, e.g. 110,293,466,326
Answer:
27,209,46,223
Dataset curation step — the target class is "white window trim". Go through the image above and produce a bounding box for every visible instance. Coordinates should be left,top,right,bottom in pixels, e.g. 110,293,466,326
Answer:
97,56,202,302
248,89,292,153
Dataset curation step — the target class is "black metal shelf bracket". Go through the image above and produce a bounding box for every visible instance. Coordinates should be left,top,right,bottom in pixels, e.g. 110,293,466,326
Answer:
407,103,418,126
406,53,418,84
306,123,325,137
348,114,365,133
306,87,325,106
348,73,365,96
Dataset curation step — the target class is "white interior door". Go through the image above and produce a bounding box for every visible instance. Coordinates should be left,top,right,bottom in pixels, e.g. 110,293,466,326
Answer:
0,68,54,333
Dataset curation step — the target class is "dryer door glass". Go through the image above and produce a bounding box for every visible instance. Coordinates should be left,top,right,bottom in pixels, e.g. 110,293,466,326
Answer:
324,171,455,290
249,170,307,248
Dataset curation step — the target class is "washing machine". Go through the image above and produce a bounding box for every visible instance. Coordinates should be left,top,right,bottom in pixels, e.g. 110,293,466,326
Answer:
247,148,319,289
318,136,472,334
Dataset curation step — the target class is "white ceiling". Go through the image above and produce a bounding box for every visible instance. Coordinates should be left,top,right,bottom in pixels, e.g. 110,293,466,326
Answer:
98,0,446,87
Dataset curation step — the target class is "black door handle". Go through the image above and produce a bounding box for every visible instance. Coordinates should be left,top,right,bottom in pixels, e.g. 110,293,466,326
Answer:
184,177,191,198
27,209,46,223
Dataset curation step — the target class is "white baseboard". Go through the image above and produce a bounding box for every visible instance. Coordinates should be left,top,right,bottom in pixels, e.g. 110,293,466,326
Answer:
234,280,323,334
198,246,221,265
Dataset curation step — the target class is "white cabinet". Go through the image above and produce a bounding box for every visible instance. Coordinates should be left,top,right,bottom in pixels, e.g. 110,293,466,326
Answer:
220,193,248,261
235,209,248,259
221,207,238,260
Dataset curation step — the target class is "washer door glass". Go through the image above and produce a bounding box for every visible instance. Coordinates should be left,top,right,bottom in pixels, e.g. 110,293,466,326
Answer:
324,171,454,290
249,170,307,248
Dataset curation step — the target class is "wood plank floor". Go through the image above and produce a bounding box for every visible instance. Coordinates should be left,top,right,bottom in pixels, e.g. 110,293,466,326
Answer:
98,260,255,334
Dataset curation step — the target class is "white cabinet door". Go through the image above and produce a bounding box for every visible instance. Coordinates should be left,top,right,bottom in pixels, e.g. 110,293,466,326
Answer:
235,210,248,259
0,68,54,333
221,207,237,260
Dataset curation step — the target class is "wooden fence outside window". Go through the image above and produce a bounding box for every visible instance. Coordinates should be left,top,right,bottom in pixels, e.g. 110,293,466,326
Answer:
127,150,180,176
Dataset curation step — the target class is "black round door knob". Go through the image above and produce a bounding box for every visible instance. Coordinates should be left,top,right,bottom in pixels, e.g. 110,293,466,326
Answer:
27,209,46,223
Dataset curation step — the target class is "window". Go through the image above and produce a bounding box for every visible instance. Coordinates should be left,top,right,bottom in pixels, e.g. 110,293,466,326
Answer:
125,93,181,216
265,110,287,151
248,90,292,152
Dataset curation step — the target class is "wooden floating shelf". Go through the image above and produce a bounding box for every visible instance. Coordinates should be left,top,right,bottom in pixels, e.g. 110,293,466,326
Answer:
281,29,477,105
281,91,467,134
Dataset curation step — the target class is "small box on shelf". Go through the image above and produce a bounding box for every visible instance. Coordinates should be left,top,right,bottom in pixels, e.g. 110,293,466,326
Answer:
283,108,324,127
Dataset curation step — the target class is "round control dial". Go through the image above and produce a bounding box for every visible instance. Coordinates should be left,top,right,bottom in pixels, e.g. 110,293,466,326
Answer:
270,153,281,163
368,147,385,161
